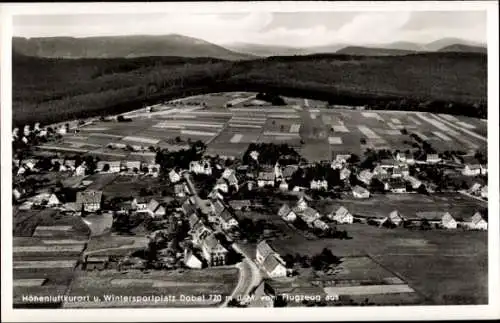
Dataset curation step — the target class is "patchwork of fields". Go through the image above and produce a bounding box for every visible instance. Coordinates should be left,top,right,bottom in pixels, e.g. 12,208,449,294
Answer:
36,92,486,162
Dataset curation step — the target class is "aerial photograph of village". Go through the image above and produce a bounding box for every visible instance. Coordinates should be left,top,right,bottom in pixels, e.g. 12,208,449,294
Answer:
8,7,490,309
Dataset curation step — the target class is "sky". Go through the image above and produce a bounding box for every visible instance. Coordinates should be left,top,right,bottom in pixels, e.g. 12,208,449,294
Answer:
13,11,487,47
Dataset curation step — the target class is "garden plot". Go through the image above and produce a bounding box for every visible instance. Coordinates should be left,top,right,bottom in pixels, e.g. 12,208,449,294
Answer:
37,145,89,154
358,126,382,139
455,121,477,129
79,127,110,131
263,131,300,138
213,129,261,145
433,131,452,141
440,114,459,122
205,143,249,159
384,130,402,136
267,114,300,119
228,123,263,129
14,244,86,254
413,131,430,140
361,112,384,121
328,137,343,145
180,129,218,137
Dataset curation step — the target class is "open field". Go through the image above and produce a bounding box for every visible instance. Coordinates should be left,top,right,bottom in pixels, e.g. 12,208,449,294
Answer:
64,268,238,308
84,234,149,257
31,91,486,161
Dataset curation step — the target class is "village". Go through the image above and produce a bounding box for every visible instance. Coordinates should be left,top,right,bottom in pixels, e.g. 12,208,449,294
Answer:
11,92,488,307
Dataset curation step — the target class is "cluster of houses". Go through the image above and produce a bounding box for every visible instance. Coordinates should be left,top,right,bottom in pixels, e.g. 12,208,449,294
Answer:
278,196,330,232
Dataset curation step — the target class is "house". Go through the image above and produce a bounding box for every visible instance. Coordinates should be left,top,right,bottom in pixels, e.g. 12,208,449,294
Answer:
257,172,275,187
190,160,212,176
218,209,239,231
312,219,329,231
222,168,235,180
480,164,488,175
22,159,38,171
249,150,260,161
208,189,224,201
188,213,200,229
226,173,239,190
201,233,228,266
462,212,487,230
256,240,277,264
13,188,22,201
47,193,63,207
385,210,405,226
183,248,203,269
168,169,181,183
426,154,441,164
416,211,457,229
357,170,374,185
262,253,287,278
296,196,309,211
373,165,388,177
96,161,120,173
310,179,328,191
144,199,166,218
279,181,289,191
16,165,27,175
329,206,353,224
74,164,86,176
352,185,370,199
300,207,321,225
175,184,186,198
182,199,196,216
396,152,408,163
247,180,256,191
391,167,403,178
481,185,488,199
379,159,397,169
400,164,410,177
214,178,229,193
76,190,103,212
132,197,148,210
22,136,29,144
468,183,482,195
340,168,351,181
462,164,481,176
331,160,344,170
278,204,297,222
282,165,298,179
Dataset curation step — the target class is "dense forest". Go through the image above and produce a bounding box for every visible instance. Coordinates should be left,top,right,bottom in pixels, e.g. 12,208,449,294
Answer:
12,51,487,127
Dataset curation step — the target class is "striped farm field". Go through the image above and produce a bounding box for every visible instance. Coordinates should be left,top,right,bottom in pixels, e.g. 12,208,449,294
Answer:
180,129,218,137
358,125,381,139
391,118,402,124
332,125,349,132
13,260,78,269
79,127,110,131
228,123,263,129
455,121,476,129
433,131,452,141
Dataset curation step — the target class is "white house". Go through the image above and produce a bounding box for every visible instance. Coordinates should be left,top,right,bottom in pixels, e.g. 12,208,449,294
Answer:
147,164,160,177
480,164,488,175
184,249,203,269
418,211,457,229
279,181,289,191
190,160,212,175
47,193,62,207
222,168,235,179
462,212,487,230
462,164,481,176
331,160,344,170
329,206,353,224
296,196,308,211
396,152,414,164
278,204,297,222
441,212,458,229
256,240,277,264
312,219,329,231
132,197,148,210
144,199,166,218
387,210,405,226
257,172,275,188
169,169,181,183
310,179,328,191
406,176,422,189
352,185,370,199
357,170,374,185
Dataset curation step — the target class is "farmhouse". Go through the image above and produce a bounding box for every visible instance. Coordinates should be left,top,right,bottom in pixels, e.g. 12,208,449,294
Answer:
22,159,38,171
147,164,160,177
416,211,457,229
183,249,203,269
257,172,275,187
296,195,309,211
357,170,374,185
391,167,403,178
169,169,181,183
47,193,64,207
310,179,328,191
262,253,288,278
175,183,186,198
329,206,353,224
256,240,278,264
462,212,487,230
426,154,442,164
278,204,297,222
190,160,212,176
390,181,407,193
76,190,103,212
312,219,329,231
144,199,166,218
74,164,86,176
382,210,406,226
132,197,148,210
373,166,389,177
300,207,321,225
201,233,228,267
331,160,344,170
462,164,481,176
352,185,370,199
188,213,200,229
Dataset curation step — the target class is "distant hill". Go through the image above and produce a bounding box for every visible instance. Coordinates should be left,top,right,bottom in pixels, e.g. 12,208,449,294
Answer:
12,34,255,61
223,43,310,57
423,37,485,52
335,46,417,56
438,44,487,54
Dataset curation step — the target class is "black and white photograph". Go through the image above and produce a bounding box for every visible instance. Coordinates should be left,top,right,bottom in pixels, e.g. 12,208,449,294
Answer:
1,1,499,321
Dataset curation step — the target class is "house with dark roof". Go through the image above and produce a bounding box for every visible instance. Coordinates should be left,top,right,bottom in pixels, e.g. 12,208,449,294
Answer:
201,233,228,266
357,170,374,185
76,190,103,212
144,199,166,218
262,253,287,278
256,240,276,264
